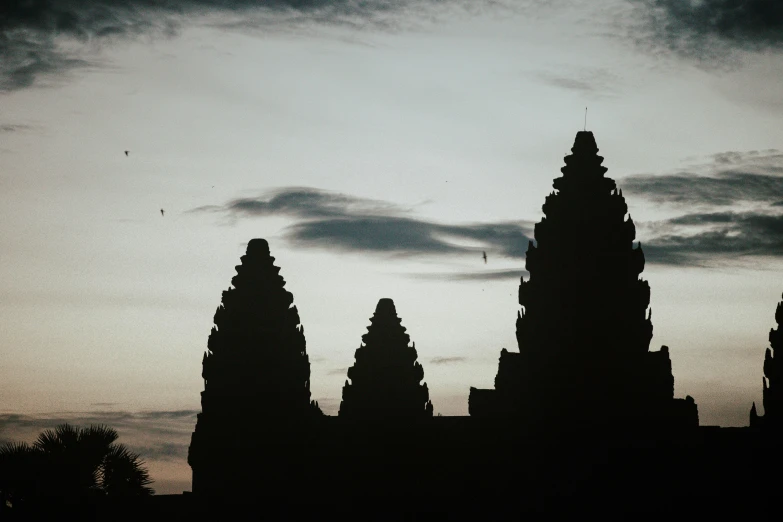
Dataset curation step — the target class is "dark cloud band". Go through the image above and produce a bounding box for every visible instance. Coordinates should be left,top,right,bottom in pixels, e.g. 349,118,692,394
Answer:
642,211,783,266
621,149,783,206
0,0,515,91
629,0,783,60
193,187,533,261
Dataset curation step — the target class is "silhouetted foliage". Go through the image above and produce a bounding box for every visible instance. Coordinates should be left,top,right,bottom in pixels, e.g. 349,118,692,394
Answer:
0,423,152,511
470,131,698,430
751,293,783,430
339,298,433,418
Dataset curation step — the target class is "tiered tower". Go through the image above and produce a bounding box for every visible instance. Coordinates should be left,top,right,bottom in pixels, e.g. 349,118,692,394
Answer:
188,239,321,494
750,294,783,430
339,298,434,418
469,131,697,430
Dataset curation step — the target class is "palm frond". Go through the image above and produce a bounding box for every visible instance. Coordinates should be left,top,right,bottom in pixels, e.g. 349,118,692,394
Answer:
99,444,154,496
33,423,79,453
0,442,34,457
79,425,118,447
0,441,41,492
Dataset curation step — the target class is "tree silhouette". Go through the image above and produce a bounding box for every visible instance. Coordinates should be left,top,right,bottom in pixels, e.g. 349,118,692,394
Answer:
0,423,153,509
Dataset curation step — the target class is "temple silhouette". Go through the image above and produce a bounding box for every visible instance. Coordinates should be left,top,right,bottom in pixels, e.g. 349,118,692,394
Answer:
339,298,434,419
469,131,698,432
187,239,322,496
7,131,783,520
178,132,781,518
750,294,783,430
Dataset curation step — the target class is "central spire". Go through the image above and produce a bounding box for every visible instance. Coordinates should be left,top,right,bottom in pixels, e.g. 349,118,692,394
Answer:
469,131,698,431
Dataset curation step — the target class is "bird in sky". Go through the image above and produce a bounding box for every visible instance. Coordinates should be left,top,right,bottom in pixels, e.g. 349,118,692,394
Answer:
124,151,129,156
160,209,165,217
482,251,487,264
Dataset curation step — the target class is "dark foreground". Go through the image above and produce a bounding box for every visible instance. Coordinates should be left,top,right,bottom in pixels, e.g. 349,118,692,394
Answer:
3,424,780,520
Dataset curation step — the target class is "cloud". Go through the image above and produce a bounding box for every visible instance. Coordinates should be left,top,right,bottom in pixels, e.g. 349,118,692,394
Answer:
285,217,530,258
621,149,783,207
0,123,32,133
0,0,519,92
0,409,198,466
627,0,783,61
327,367,349,376
535,67,621,98
429,356,466,365
194,187,404,219
194,187,533,260
410,269,528,281
620,149,783,266
641,211,783,266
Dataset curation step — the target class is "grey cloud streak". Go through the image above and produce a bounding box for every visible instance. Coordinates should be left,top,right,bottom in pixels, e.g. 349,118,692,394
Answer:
535,67,621,98
621,149,783,207
409,268,528,281
622,149,783,266
194,187,533,261
642,211,783,266
0,124,33,133
429,356,466,364
0,0,519,92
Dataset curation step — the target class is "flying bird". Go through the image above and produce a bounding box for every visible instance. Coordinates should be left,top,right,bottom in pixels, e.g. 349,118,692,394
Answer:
124,151,129,156
160,209,165,217
482,251,487,264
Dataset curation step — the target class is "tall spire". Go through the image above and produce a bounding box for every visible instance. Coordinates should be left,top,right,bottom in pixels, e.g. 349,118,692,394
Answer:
751,293,783,429
189,239,321,494
339,298,433,419
470,131,697,431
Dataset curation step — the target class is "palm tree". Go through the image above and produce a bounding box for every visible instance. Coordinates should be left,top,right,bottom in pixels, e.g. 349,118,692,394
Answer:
0,441,41,511
0,423,153,509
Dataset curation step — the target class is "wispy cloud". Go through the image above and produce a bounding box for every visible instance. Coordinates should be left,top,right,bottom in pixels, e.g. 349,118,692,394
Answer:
193,187,533,261
642,211,783,266
0,0,521,92
410,268,528,281
625,0,783,63
429,356,466,365
535,67,621,98
622,149,783,207
0,123,32,133
622,149,783,266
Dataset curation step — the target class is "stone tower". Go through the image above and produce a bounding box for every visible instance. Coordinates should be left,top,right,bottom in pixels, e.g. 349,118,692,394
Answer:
469,132,698,431
750,294,783,430
339,298,433,419
189,239,321,494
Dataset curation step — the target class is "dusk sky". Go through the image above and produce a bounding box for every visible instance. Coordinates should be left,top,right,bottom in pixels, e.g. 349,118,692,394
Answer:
2,0,783,493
